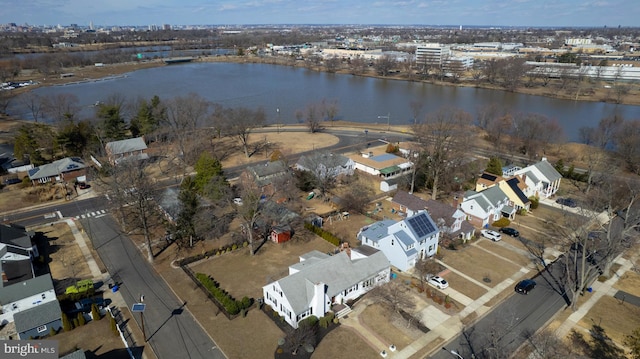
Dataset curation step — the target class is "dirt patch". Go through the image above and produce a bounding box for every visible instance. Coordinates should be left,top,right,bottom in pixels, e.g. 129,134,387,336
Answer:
440,246,521,287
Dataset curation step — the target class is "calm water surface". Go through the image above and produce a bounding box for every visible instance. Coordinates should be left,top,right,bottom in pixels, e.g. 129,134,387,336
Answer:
8,62,640,141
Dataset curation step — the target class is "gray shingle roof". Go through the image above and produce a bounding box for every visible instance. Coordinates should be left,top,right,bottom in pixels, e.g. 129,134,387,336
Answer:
13,300,62,333
296,152,351,171
0,274,54,304
358,220,396,243
395,231,414,247
534,160,562,183
0,223,33,248
424,200,456,227
28,157,85,181
276,251,389,313
105,137,147,156
392,191,430,212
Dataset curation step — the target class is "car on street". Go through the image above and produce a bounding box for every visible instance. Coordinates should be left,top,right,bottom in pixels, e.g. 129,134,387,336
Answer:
3,178,21,185
481,229,502,241
427,275,449,289
233,197,243,205
499,227,520,237
556,197,578,208
515,279,536,294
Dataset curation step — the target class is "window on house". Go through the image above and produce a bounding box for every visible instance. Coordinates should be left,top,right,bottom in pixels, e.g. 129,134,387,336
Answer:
391,239,394,245
429,245,434,252
37,325,47,333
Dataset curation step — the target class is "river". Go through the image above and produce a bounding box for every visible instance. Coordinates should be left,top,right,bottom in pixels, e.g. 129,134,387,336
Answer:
7,62,640,141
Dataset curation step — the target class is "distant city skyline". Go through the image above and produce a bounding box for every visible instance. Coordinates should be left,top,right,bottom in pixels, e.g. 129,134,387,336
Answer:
1,0,638,28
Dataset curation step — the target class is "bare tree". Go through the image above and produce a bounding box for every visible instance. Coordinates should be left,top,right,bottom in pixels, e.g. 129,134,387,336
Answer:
221,106,266,158
512,112,564,159
374,55,395,77
41,93,80,124
107,160,162,263
613,119,640,174
579,114,623,193
412,107,474,200
161,93,210,165
324,55,341,73
296,151,347,197
367,280,415,314
21,92,43,122
519,328,576,359
409,99,424,125
349,56,368,75
321,98,339,125
303,102,323,133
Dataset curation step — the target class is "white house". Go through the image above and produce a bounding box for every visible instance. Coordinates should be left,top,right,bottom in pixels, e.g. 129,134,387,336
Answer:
357,211,440,272
348,147,413,180
512,158,562,199
459,186,513,228
262,249,390,329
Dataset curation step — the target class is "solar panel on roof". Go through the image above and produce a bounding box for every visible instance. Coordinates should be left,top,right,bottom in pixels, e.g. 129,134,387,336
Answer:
407,213,436,238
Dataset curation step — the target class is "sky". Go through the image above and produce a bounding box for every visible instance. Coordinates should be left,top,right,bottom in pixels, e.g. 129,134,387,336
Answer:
1,0,639,28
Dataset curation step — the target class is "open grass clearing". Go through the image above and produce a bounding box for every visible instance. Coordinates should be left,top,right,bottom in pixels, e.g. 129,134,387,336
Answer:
360,303,413,350
190,234,335,299
312,326,379,359
576,295,640,347
440,246,521,288
439,270,487,301
476,239,533,267
37,222,93,292
613,270,640,297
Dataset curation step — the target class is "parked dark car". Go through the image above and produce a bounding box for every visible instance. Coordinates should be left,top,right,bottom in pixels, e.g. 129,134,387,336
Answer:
515,279,536,294
499,227,520,237
78,182,91,189
3,178,21,185
556,198,578,208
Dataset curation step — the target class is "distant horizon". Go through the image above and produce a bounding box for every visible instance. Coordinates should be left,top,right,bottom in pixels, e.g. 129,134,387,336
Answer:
1,0,638,29
6,23,640,30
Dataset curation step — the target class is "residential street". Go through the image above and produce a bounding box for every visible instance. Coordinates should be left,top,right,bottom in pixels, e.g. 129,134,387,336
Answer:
80,215,226,359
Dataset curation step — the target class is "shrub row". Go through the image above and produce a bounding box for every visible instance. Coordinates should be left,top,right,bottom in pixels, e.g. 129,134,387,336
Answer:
195,273,252,315
304,222,341,246
491,218,511,228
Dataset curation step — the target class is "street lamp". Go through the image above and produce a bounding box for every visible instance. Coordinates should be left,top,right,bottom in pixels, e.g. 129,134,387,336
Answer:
378,113,390,131
442,347,464,359
276,108,281,133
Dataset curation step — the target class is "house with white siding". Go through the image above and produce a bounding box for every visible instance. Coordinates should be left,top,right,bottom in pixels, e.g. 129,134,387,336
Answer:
262,249,390,329
512,158,562,199
357,211,440,272
459,186,513,228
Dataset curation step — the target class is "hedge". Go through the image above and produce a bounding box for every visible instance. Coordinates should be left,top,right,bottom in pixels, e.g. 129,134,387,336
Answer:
304,222,341,246
195,273,253,316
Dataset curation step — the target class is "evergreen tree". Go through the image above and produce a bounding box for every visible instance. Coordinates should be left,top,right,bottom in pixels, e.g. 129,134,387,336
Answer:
91,303,101,321
97,103,127,141
61,312,73,332
194,152,226,193
485,157,504,176
77,312,86,326
176,176,199,247
110,315,119,336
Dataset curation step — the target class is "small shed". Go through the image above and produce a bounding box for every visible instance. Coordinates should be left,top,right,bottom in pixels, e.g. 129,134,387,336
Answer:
270,225,292,244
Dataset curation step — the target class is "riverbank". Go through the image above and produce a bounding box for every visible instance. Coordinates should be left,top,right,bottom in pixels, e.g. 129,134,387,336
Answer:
7,54,640,107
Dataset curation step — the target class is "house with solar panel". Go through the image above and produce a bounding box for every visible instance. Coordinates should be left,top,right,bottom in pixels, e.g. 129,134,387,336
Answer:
475,173,531,212
512,158,562,199
357,211,440,272
262,248,390,329
27,157,86,185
